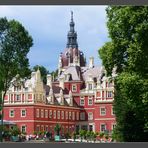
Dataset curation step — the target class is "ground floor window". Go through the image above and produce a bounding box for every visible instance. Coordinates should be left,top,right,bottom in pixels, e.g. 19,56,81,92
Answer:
89,125,93,131
100,124,106,132
81,125,88,131
21,125,26,133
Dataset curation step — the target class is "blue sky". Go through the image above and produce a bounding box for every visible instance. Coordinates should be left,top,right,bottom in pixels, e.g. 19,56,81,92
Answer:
0,6,109,72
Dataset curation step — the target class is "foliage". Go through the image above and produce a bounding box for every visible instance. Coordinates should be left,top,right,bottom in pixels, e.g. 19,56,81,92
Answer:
32,65,49,84
54,123,61,136
10,126,21,136
50,69,58,81
0,17,33,142
99,6,148,142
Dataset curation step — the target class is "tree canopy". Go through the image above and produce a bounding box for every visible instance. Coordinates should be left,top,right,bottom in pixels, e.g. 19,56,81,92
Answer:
99,6,148,142
0,17,33,141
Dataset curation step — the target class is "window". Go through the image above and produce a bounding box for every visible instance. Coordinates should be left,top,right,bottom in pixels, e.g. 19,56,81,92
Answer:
66,111,68,120
107,91,112,98
72,112,75,120
41,109,44,118
16,94,21,101
112,107,115,115
45,126,48,131
36,125,40,132
100,124,106,132
49,110,52,119
76,112,79,120
88,112,93,120
69,112,72,120
36,109,39,118
72,84,77,92
57,111,60,119
88,97,93,105
88,84,93,90
100,107,106,116
21,109,26,117
9,110,14,117
45,110,48,118
21,125,26,133
53,110,56,119
80,97,85,106
108,82,112,87
80,112,85,120
112,124,116,130
61,111,64,119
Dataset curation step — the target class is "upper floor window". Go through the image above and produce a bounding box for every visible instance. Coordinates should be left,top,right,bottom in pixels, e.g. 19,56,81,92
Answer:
53,110,56,119
112,107,115,115
9,110,14,117
41,109,44,118
66,111,68,120
88,84,93,90
21,109,26,117
72,84,77,92
36,109,39,118
88,97,93,105
112,123,116,130
100,107,106,116
80,97,85,106
49,110,52,119
45,110,48,118
76,112,79,120
88,112,93,120
16,94,21,101
61,111,64,120
80,112,85,120
72,112,75,120
107,91,112,98
57,111,60,119
69,112,72,120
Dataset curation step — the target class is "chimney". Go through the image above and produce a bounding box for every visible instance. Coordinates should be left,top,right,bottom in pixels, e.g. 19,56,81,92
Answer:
59,77,64,89
47,74,52,87
89,57,94,68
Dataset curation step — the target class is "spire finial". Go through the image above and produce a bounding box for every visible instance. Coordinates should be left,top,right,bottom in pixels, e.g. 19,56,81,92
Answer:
71,11,73,21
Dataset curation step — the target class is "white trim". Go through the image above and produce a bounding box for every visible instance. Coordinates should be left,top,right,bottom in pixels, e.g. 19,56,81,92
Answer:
9,109,14,118
100,123,106,132
95,118,115,121
88,97,93,106
100,107,106,116
80,97,85,106
88,112,93,120
21,109,26,117
72,84,77,92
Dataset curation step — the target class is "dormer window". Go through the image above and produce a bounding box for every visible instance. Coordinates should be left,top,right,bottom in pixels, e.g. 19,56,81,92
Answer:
72,84,77,92
88,83,93,90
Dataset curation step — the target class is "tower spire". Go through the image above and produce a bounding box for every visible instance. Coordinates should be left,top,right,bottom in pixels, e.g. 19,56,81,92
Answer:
66,11,78,49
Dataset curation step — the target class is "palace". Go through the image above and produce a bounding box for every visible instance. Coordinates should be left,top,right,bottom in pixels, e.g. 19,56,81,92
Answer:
3,12,116,136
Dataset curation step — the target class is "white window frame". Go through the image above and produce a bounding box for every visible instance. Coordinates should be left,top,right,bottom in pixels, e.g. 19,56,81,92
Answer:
80,97,85,106
57,111,60,119
69,111,72,120
100,107,106,116
88,112,93,120
21,109,26,117
111,107,115,115
88,97,93,106
100,124,106,132
61,111,64,120
41,109,44,118
49,110,52,119
45,110,48,118
88,83,93,90
66,111,68,120
16,94,21,101
9,110,14,118
72,84,77,92
72,112,75,120
36,109,39,118
21,125,26,133
80,112,85,120
107,91,112,98
53,110,56,119
76,112,79,120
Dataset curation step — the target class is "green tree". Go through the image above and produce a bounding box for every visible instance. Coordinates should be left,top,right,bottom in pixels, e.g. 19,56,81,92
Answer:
99,6,148,142
0,17,33,142
50,69,58,81
32,65,49,84
54,123,61,136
